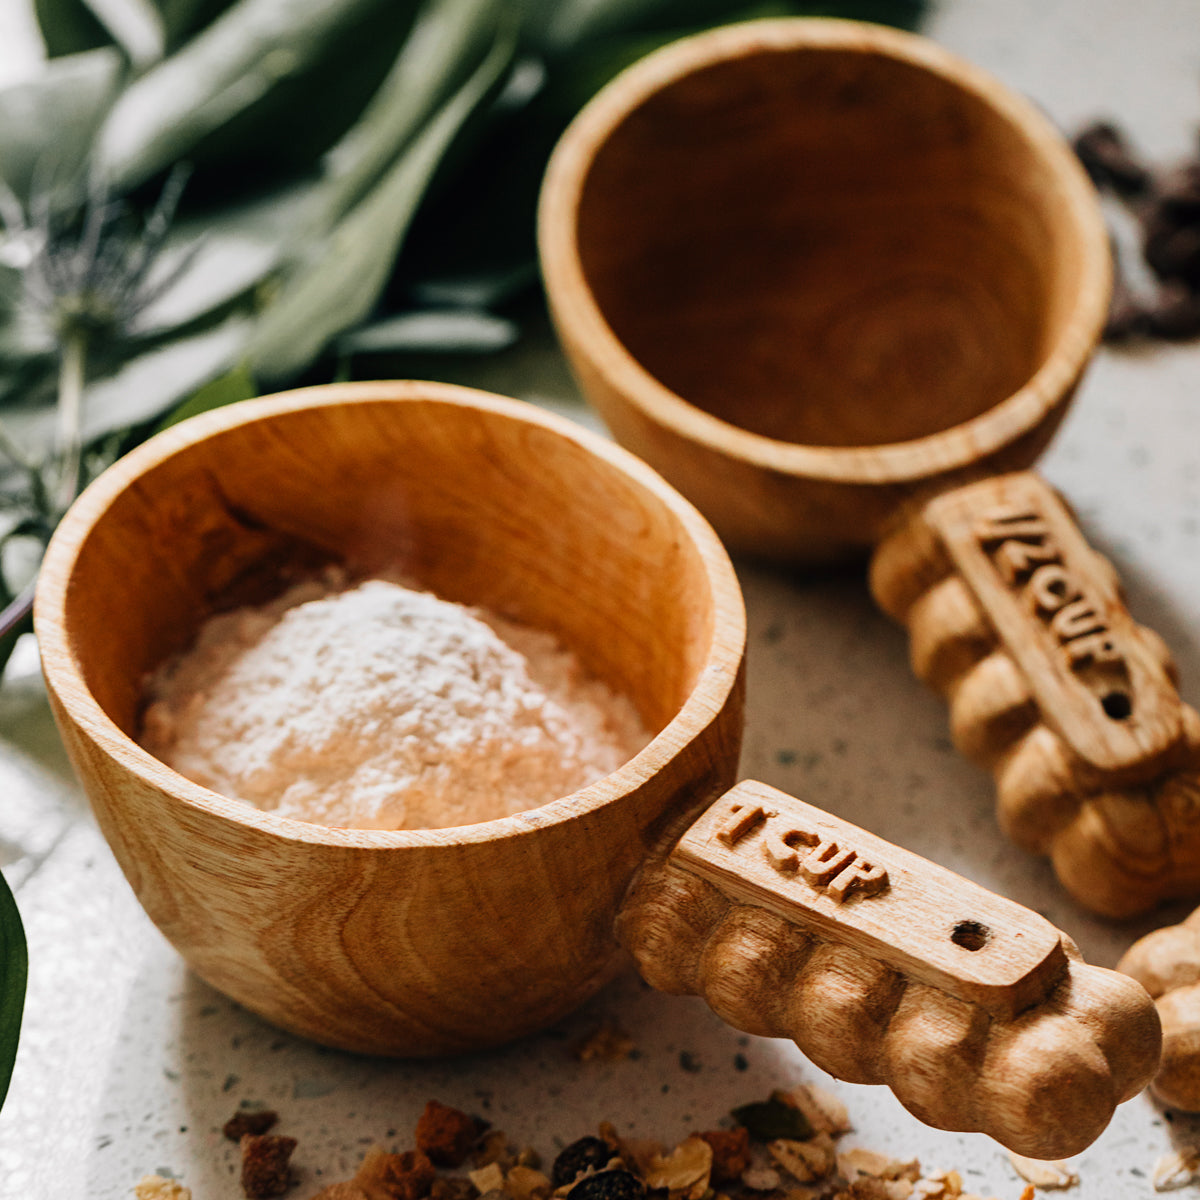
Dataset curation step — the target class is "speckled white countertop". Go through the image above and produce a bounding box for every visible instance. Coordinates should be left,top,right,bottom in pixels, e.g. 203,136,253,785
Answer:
5,1,1200,1196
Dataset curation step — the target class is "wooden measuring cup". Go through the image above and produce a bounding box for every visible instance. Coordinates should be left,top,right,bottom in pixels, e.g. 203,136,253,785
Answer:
36,382,1156,1159
539,18,1200,918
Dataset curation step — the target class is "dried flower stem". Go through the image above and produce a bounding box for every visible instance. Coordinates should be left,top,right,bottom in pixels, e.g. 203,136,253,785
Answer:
54,328,87,515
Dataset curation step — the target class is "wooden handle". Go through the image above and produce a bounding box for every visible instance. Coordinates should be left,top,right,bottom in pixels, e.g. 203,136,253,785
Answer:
870,470,1200,917
1120,907,1200,1111
617,780,1160,1160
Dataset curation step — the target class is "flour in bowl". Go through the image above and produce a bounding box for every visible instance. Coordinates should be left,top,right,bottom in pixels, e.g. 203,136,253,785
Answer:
140,574,651,829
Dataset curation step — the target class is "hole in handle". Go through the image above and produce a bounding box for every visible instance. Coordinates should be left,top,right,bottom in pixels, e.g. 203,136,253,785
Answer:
1101,691,1132,720
951,920,991,951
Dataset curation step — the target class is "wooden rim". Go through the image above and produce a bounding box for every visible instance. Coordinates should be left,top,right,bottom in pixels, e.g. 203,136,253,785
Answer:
34,380,746,849
538,17,1111,486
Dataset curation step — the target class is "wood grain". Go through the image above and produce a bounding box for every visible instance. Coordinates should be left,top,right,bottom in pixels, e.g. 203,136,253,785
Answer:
34,382,747,1055
620,780,1162,1158
871,471,1200,917
539,18,1109,562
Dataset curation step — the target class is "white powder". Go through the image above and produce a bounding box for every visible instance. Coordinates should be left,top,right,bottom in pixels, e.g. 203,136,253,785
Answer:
140,574,651,830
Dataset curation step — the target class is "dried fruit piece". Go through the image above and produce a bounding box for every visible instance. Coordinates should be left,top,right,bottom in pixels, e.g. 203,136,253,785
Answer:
1006,1153,1077,1190
417,1101,481,1168
567,1170,645,1200
356,1148,437,1200
241,1134,298,1198
469,1163,506,1195
430,1179,479,1200
552,1138,619,1187
474,1132,516,1170
506,1165,553,1200
134,1177,192,1200
573,1023,635,1062
1153,1148,1200,1191
695,1129,751,1184
224,1110,280,1141
730,1096,814,1142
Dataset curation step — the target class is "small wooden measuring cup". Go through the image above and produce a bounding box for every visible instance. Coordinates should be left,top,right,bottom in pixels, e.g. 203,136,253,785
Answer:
539,18,1200,918
36,383,1157,1158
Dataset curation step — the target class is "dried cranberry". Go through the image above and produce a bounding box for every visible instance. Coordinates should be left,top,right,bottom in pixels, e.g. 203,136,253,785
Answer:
551,1138,614,1188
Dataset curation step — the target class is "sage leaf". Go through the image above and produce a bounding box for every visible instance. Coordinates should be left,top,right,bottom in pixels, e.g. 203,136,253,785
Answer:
156,360,256,429
1,315,248,449
82,0,166,69
247,22,516,380
0,47,124,200
321,0,503,220
33,0,113,58
130,179,320,336
0,870,26,1110
91,0,393,192
339,310,519,356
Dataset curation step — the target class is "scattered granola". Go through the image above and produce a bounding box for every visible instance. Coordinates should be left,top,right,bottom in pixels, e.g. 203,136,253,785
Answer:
133,1176,192,1200
697,1127,752,1183
1153,1148,1200,1191
418,1101,483,1168
1005,1154,1077,1191
241,1133,298,1198
643,1135,711,1197
162,1084,1038,1200
573,1023,636,1063
224,1109,281,1141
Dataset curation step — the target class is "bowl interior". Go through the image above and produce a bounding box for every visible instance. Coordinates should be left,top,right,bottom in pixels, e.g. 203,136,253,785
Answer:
60,391,725,759
573,36,1096,448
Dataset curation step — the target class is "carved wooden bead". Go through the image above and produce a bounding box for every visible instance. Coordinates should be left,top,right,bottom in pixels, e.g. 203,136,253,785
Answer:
617,863,728,995
994,726,1080,853
869,470,1200,915
1153,986,1200,1111
907,576,992,692
1048,961,1163,1104
948,651,1036,769
976,1010,1116,1159
870,517,948,625
881,983,987,1132
698,906,810,1037
1120,913,1200,1110
785,942,904,1086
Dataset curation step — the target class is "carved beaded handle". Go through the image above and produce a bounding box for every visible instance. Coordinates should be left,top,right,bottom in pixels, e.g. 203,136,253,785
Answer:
1119,907,1200,1111
869,470,1200,918
616,780,1160,1160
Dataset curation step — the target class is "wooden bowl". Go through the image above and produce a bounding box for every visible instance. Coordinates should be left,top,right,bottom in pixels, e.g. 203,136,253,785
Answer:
539,18,1110,562
34,381,747,1055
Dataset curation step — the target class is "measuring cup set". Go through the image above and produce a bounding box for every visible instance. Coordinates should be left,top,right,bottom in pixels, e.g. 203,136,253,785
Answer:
35,18,1200,1164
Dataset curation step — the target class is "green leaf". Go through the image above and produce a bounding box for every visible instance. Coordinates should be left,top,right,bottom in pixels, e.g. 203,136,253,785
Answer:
0,870,27,1109
130,178,321,336
156,359,255,429
320,0,504,220
1,315,249,451
247,20,516,381
82,0,166,68
33,0,113,58
91,0,405,193
339,309,518,356
0,47,124,200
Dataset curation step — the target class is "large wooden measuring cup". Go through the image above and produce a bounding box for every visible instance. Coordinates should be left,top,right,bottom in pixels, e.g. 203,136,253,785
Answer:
37,383,1156,1159
539,18,1200,918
